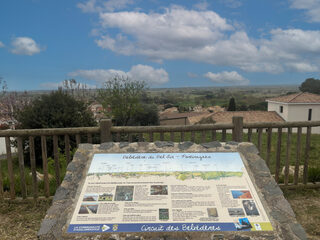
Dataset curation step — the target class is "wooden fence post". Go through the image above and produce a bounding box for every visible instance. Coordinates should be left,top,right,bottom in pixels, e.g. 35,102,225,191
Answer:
5,137,15,199
0,156,3,200
232,116,243,142
17,137,27,199
100,119,112,143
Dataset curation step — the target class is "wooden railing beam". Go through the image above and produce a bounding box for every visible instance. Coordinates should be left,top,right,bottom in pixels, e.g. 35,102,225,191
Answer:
244,121,320,128
0,127,99,137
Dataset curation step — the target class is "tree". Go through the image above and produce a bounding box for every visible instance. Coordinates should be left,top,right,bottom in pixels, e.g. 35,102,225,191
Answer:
0,78,30,129
227,97,236,111
58,79,96,102
299,78,320,94
237,104,248,111
17,90,95,129
16,90,96,165
131,104,159,126
98,76,147,126
248,102,267,111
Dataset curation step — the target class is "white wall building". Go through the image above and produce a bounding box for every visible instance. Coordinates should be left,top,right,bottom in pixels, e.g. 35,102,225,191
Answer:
0,137,17,156
267,92,320,133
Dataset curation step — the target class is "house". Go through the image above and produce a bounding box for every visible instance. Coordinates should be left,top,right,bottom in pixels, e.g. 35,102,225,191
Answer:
0,135,17,156
160,112,210,125
88,102,106,122
160,109,284,128
159,105,225,125
266,92,320,133
0,118,17,156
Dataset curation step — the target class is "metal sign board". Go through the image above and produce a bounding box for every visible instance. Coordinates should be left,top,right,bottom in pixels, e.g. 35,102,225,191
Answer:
68,152,272,233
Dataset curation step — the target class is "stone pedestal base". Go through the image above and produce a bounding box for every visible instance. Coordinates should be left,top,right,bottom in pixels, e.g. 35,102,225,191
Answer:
38,142,307,240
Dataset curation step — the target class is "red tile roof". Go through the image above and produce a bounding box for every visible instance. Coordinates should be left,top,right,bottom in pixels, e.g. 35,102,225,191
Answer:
211,111,284,123
266,92,320,103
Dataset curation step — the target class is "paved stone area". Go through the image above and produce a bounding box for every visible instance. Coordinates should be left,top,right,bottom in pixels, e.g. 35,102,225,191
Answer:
38,142,307,240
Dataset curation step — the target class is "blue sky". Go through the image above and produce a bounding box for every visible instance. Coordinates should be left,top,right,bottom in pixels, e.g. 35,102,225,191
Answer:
1,0,320,90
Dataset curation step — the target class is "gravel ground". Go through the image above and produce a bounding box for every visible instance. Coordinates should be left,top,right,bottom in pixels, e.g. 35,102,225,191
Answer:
283,188,320,240
0,199,51,240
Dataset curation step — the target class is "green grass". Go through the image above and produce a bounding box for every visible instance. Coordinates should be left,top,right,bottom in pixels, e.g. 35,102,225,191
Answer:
0,150,70,198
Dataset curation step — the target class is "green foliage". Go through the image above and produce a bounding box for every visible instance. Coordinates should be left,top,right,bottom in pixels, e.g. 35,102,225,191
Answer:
130,103,159,126
150,86,283,110
16,90,95,129
308,167,320,183
98,76,158,126
15,90,96,165
299,78,320,94
47,150,68,177
248,102,267,111
98,76,145,126
0,152,69,197
227,97,236,111
237,104,248,111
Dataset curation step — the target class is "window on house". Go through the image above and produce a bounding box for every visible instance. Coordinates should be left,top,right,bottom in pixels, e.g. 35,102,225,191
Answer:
280,106,283,113
308,109,312,121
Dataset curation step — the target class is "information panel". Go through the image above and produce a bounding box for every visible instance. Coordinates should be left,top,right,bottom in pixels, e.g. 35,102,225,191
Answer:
68,152,272,233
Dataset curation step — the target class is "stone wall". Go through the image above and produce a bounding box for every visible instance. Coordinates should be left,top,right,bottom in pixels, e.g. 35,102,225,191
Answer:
38,141,307,240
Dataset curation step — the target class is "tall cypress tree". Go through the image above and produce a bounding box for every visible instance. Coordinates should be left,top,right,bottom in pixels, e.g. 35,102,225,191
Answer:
228,97,236,111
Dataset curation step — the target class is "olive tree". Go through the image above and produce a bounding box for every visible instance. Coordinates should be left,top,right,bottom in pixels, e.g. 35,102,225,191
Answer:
98,76,158,126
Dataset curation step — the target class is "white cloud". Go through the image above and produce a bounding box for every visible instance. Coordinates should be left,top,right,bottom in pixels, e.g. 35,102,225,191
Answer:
128,64,169,84
290,0,320,22
98,7,233,57
69,64,169,85
204,71,249,85
0,41,4,48
77,0,134,13
88,6,320,73
258,28,320,72
11,37,42,55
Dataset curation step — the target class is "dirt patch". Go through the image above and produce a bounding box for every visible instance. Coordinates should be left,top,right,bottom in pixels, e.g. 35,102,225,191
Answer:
283,188,320,240
0,199,51,240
